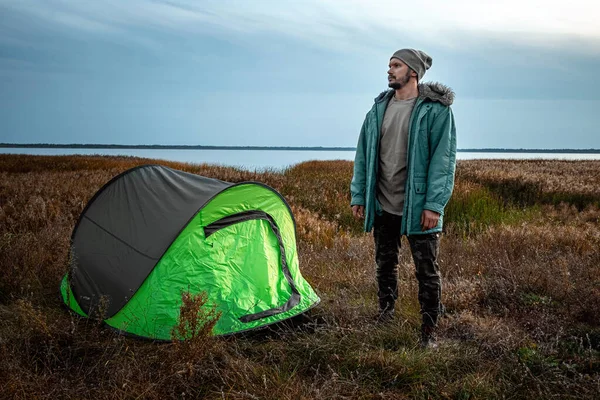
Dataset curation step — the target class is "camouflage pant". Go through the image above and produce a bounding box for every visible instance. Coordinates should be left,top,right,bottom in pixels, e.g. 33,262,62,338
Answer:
373,211,442,327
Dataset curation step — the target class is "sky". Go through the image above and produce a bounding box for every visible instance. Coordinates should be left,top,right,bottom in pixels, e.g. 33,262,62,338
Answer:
1,0,599,149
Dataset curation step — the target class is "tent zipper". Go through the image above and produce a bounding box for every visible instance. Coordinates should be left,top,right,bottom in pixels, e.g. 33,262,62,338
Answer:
203,210,301,323
204,210,271,237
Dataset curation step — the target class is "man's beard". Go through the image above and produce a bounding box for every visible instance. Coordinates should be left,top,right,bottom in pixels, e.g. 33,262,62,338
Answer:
388,69,411,90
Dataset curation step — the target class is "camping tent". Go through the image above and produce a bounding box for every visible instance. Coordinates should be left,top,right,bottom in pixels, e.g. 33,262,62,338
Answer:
60,164,319,340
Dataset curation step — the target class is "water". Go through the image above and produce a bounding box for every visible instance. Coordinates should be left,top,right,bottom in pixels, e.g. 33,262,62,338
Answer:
1,148,599,171
455,152,600,161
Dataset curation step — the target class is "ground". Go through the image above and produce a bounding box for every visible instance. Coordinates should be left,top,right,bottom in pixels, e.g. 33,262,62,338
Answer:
1,155,599,399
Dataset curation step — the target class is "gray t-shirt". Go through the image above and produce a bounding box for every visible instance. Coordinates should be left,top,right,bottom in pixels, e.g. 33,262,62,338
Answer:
377,96,417,215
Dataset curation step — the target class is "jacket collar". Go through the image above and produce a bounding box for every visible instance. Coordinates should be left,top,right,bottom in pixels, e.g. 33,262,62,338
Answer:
374,82,455,106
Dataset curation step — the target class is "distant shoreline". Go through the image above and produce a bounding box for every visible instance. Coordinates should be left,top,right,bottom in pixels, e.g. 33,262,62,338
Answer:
1,144,600,154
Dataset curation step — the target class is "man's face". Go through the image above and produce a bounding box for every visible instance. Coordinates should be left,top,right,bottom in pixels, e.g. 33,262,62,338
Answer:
387,58,413,89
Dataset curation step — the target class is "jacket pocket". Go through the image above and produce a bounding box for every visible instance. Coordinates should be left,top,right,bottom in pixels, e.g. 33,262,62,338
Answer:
410,182,427,234
414,182,427,194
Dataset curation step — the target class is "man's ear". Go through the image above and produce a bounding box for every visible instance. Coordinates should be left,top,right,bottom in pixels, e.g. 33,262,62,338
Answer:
410,69,417,78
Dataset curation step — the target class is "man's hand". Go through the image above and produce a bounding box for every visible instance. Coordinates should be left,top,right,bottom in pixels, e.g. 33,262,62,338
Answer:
352,205,365,220
421,210,440,231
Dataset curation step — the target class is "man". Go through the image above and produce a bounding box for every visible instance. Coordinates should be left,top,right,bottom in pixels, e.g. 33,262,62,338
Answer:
350,48,457,347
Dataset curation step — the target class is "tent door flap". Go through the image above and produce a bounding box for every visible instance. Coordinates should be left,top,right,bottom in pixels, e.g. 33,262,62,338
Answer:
203,210,301,323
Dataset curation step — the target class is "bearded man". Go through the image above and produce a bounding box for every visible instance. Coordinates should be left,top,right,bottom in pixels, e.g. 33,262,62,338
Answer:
350,48,457,347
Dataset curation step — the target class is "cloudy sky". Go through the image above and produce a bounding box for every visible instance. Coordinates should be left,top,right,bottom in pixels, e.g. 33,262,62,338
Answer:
1,0,599,148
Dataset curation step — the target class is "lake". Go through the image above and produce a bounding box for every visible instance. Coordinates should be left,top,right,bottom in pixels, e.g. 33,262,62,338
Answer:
2,148,600,171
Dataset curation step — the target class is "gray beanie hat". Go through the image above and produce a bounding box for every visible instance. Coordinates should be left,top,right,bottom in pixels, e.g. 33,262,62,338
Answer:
391,49,432,81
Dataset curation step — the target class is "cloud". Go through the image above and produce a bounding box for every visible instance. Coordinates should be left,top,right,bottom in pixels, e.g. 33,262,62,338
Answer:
1,0,117,33
2,0,599,54
1,0,599,100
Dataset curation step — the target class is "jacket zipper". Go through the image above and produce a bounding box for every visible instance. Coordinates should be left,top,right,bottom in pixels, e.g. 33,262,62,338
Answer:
404,100,428,235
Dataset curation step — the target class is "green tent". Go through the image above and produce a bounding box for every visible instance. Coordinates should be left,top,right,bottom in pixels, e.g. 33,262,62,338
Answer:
60,164,319,340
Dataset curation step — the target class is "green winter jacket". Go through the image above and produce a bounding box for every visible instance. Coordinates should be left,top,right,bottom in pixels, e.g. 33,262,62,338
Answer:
350,82,457,235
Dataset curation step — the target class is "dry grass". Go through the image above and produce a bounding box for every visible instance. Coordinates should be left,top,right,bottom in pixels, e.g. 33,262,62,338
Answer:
457,159,600,209
1,154,599,399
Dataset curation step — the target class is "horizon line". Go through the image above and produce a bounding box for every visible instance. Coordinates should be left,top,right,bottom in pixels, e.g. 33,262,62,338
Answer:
1,143,600,153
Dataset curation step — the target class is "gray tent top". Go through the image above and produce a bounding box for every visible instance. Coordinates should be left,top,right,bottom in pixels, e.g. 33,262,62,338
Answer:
70,165,233,317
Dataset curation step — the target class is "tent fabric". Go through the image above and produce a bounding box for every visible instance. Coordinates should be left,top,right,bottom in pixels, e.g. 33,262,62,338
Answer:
61,165,319,339
70,165,233,318
204,209,301,323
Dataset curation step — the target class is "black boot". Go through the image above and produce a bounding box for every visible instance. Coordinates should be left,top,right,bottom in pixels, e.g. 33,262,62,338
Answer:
375,301,395,323
420,324,438,349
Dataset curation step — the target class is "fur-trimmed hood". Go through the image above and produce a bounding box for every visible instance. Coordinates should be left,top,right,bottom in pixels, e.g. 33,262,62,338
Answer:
374,82,454,106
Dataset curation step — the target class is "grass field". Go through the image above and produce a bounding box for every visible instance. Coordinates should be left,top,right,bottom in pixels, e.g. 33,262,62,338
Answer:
1,155,599,399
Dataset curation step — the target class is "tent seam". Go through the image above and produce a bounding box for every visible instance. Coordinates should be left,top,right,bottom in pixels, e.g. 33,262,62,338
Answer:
82,215,160,261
